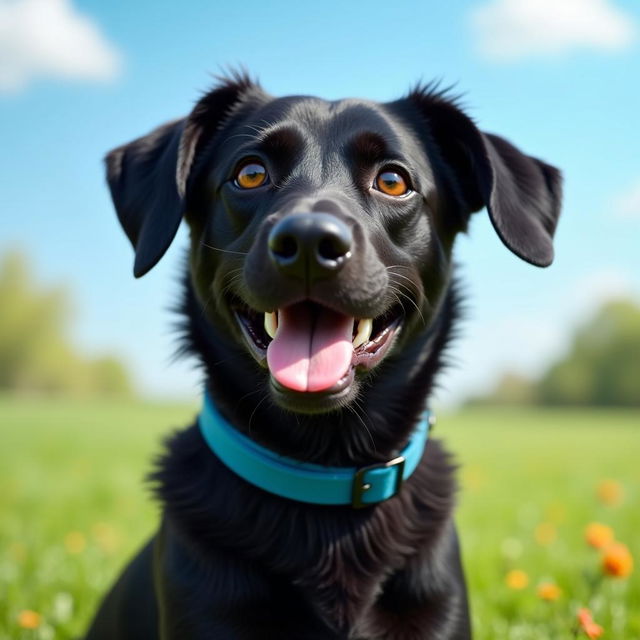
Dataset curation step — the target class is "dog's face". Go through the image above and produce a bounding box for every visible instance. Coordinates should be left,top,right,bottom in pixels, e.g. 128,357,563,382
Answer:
106,75,561,416
189,94,451,414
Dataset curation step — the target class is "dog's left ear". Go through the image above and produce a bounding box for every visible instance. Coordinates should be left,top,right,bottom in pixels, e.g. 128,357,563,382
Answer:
105,75,261,277
407,88,562,267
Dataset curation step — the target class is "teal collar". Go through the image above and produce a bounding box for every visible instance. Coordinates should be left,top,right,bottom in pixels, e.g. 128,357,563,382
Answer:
198,392,431,508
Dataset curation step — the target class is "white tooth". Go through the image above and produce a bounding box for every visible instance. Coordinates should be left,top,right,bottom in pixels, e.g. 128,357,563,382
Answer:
352,318,373,348
264,311,278,339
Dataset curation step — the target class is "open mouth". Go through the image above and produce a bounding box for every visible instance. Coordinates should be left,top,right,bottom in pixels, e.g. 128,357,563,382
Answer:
232,300,403,395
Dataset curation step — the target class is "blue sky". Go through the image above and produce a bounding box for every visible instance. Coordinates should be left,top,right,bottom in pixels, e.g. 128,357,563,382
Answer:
1,0,639,405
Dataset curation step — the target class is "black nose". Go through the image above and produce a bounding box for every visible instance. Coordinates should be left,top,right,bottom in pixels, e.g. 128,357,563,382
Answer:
268,213,352,282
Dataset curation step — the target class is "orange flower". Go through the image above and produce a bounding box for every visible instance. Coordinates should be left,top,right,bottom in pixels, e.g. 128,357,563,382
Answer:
577,608,604,639
597,479,624,506
535,522,557,545
602,541,634,578
537,581,562,601
585,522,614,549
17,610,41,630
505,569,529,590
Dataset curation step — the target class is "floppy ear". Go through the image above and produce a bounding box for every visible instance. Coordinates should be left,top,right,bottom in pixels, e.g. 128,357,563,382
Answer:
408,88,562,267
105,120,184,278
105,74,260,277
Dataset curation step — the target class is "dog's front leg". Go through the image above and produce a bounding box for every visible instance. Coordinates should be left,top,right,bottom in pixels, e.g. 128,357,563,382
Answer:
154,519,342,640
354,522,472,640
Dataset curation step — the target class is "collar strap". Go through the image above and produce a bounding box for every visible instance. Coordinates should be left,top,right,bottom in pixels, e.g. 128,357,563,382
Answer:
198,393,431,508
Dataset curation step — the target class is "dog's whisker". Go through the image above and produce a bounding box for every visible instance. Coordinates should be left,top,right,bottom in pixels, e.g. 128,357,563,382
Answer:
221,269,244,284
388,279,416,298
385,264,414,272
386,267,428,314
219,268,246,296
201,242,248,256
226,266,244,275
246,120,275,136
247,392,271,436
199,289,216,319
226,270,245,283
386,287,403,308
220,274,244,297
219,132,260,148
396,279,432,316
220,121,277,148
386,287,412,326
347,400,377,455
220,282,242,298
222,277,244,291
235,387,265,409
388,282,427,326
249,119,279,136
386,268,417,286
386,267,433,314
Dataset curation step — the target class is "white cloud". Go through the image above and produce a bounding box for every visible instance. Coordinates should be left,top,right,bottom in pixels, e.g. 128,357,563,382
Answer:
0,0,122,93
470,0,637,62
612,179,640,220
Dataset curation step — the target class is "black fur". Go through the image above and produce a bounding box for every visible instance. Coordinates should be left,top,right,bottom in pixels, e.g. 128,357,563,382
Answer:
85,75,562,639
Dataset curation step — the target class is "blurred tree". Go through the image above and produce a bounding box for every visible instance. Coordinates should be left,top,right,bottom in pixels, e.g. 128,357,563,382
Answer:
0,250,132,396
468,372,538,406
470,299,640,407
537,299,640,407
90,356,133,395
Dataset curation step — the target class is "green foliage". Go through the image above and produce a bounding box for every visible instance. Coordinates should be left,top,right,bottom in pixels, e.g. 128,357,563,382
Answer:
0,399,638,638
0,251,132,396
89,357,133,396
470,372,539,406
538,300,640,407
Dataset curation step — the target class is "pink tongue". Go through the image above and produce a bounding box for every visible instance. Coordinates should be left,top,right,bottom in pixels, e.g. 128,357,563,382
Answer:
267,303,354,392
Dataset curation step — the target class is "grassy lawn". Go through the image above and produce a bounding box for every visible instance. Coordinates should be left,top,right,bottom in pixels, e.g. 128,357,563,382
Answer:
1,397,638,639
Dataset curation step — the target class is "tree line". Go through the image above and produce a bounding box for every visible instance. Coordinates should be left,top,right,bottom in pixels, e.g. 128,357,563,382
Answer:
0,251,131,396
471,298,640,407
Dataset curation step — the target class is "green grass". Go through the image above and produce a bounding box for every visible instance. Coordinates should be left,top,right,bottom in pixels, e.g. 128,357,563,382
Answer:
1,397,638,639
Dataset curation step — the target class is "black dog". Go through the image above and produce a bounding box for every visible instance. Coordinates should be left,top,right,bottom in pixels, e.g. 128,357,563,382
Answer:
85,72,561,639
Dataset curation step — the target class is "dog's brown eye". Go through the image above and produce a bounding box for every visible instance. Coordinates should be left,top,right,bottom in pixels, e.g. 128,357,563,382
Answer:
235,162,268,189
375,170,410,197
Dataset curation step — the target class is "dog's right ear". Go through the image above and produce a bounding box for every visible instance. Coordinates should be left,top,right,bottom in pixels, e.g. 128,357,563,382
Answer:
105,74,260,277
405,85,562,267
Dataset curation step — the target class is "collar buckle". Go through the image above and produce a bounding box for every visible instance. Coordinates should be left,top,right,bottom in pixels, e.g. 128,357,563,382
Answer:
351,456,406,508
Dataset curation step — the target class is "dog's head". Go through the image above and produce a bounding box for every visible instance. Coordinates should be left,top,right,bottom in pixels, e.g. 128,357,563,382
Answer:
106,73,561,416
